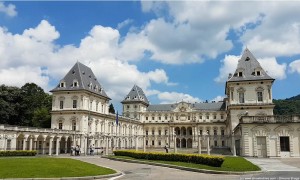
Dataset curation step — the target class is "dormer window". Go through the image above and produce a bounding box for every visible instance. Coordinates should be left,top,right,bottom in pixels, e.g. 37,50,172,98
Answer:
238,72,243,77
94,85,98,91
245,57,250,61
60,81,65,88
256,71,261,76
73,80,78,87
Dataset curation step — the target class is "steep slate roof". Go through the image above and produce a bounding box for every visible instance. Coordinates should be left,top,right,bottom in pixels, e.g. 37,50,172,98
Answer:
147,102,225,112
227,48,274,82
50,62,110,100
121,85,149,105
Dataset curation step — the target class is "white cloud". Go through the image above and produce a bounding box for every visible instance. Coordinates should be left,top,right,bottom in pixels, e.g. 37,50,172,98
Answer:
215,54,287,82
0,2,17,17
0,66,49,90
289,60,300,74
117,19,134,29
0,20,174,105
211,95,225,102
257,58,287,80
214,55,240,83
157,91,201,104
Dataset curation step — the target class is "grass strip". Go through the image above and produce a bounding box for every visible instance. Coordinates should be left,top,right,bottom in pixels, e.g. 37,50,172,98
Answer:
0,157,116,178
112,155,260,172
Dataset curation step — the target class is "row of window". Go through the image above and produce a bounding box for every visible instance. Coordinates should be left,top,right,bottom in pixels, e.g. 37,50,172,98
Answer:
145,115,224,121
238,91,263,103
145,140,226,147
58,121,76,131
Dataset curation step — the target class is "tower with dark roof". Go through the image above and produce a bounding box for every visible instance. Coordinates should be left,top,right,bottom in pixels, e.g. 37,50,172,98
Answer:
225,48,275,130
121,85,149,120
50,62,111,133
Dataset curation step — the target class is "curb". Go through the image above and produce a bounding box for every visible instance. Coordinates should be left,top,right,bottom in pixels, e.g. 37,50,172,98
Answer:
2,172,122,180
104,156,264,175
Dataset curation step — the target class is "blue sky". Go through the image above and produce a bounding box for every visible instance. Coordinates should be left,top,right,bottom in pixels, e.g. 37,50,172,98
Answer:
0,1,300,112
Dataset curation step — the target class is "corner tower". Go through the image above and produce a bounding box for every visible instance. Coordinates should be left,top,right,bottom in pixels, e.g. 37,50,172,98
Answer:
225,48,275,130
50,62,111,133
121,85,149,120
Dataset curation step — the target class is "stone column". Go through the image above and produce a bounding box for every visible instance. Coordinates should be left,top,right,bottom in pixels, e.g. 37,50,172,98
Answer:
42,140,45,155
56,137,60,155
105,137,109,155
64,140,68,153
49,138,53,155
143,136,146,152
207,135,210,155
174,136,177,153
29,138,33,150
135,136,138,151
198,135,201,154
232,132,236,156
23,138,26,150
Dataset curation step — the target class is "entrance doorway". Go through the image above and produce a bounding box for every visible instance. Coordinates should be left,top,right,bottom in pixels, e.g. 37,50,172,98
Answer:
257,137,267,157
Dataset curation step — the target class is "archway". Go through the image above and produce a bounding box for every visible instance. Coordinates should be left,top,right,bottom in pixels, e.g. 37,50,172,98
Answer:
181,138,186,148
187,138,192,148
181,127,187,136
187,127,193,136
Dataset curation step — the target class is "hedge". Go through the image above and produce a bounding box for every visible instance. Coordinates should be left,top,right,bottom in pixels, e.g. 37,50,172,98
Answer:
0,150,37,157
113,150,224,167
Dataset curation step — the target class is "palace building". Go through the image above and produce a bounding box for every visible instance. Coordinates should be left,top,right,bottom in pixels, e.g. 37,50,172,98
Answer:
1,48,300,158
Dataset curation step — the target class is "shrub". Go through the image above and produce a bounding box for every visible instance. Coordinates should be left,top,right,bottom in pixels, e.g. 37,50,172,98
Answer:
0,150,37,157
113,150,224,167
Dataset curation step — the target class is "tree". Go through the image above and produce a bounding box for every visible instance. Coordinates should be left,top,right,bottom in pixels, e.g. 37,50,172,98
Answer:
32,107,51,128
109,103,115,114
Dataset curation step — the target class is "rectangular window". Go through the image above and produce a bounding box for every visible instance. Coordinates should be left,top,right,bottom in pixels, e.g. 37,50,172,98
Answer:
214,140,218,146
221,129,225,136
257,92,263,102
206,115,209,119
158,130,161,135
213,115,216,119
165,116,167,120
159,117,161,120
199,116,202,119
165,130,168,135
152,117,154,120
152,140,154,146
146,117,148,120
146,131,148,136
60,101,64,109
188,116,190,120
231,91,233,101
158,141,161,146
59,123,63,129
222,140,225,147
280,137,290,151
152,130,154,135
221,115,224,119
200,130,203,135
238,72,243,77
146,140,148,146
72,122,76,131
239,92,245,103
214,130,217,135
73,100,77,108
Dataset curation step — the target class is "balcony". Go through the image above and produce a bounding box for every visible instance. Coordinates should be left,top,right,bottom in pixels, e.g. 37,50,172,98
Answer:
240,115,300,124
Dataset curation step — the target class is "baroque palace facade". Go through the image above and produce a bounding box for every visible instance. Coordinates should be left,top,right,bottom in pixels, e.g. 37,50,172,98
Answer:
1,49,300,158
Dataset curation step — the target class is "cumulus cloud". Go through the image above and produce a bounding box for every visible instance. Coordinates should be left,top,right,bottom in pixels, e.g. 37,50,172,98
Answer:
0,1,17,17
117,19,134,29
289,60,300,74
215,54,287,82
157,91,201,104
0,20,175,105
211,95,225,102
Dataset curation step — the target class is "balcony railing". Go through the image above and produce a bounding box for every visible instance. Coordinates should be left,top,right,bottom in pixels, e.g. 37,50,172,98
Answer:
240,115,300,124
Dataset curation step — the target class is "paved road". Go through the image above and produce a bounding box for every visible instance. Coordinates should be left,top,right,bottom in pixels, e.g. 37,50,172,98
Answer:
69,156,300,180
71,156,240,180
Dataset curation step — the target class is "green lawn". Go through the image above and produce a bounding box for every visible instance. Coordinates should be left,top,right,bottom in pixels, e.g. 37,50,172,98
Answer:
112,156,260,172
0,157,116,178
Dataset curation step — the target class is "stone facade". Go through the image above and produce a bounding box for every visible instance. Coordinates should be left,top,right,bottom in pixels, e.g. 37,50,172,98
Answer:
1,49,300,157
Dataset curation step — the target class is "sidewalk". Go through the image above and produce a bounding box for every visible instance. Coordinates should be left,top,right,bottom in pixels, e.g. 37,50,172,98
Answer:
245,158,300,171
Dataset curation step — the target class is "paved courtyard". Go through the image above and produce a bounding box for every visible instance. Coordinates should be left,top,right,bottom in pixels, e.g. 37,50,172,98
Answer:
68,156,300,180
